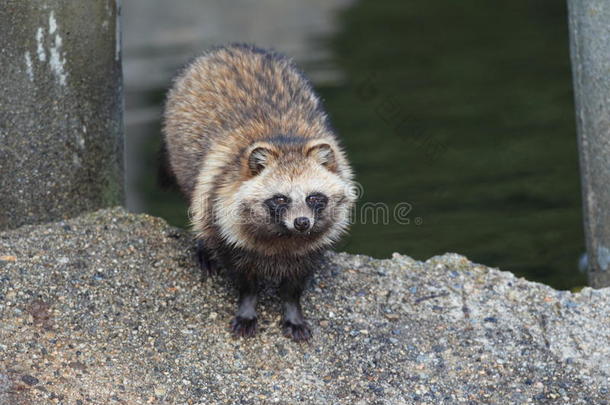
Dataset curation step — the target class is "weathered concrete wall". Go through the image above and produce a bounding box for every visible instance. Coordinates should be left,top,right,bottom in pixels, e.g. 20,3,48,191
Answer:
0,208,608,403
568,1,610,287
0,1,124,230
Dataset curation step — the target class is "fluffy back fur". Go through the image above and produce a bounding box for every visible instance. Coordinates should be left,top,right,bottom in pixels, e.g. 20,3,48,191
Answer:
163,44,354,263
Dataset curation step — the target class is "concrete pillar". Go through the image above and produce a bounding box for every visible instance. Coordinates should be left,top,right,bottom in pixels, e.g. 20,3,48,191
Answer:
567,0,610,287
0,1,124,230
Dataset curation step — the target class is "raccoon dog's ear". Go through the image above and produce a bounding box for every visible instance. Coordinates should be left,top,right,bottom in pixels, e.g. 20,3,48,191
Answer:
247,145,277,176
306,142,337,172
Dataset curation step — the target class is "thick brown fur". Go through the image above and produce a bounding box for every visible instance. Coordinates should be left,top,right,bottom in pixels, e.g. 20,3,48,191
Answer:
163,44,354,341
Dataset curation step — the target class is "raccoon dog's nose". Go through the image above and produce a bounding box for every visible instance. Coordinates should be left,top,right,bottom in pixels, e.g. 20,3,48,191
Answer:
294,217,310,232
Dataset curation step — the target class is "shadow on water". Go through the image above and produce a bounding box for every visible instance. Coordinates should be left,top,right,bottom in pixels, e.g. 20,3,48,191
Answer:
129,0,586,290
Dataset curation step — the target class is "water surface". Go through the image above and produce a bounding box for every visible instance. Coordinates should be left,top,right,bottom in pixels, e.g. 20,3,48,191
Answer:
124,0,586,289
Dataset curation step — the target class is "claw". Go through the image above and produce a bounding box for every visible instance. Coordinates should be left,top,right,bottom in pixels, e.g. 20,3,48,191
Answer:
196,239,217,281
282,321,312,342
231,316,258,338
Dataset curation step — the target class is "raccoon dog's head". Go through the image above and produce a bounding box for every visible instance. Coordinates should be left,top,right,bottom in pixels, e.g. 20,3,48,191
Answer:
217,138,355,255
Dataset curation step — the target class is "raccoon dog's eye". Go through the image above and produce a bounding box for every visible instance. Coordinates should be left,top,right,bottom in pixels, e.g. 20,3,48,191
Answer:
306,193,328,211
273,195,289,205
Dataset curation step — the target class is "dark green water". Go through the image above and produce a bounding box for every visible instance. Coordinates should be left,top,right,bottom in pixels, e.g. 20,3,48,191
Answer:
136,0,586,290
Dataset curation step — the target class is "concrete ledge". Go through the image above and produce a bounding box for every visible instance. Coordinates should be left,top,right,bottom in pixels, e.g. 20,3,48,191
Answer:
0,208,608,404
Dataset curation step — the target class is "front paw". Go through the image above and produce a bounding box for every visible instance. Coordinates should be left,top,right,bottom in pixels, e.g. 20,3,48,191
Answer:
282,320,312,342
199,259,218,282
196,240,217,281
231,316,257,338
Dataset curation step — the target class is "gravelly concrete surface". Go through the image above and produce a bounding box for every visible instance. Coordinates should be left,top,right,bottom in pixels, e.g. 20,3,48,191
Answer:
0,208,608,404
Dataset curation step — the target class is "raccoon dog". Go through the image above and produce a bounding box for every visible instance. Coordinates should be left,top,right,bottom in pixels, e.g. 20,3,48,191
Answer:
163,44,355,341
